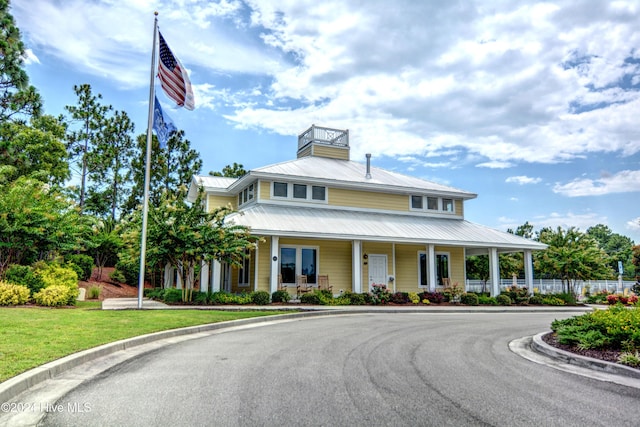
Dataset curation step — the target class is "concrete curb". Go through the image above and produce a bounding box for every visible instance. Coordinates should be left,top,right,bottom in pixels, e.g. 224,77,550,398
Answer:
531,331,640,380
0,310,327,405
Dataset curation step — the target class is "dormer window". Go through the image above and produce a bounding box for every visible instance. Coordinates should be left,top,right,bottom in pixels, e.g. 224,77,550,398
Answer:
238,183,256,206
293,184,307,199
411,195,423,209
410,195,456,214
273,182,288,197
272,182,327,203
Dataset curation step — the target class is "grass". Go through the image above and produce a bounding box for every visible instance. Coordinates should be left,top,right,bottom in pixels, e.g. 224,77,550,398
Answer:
0,301,288,382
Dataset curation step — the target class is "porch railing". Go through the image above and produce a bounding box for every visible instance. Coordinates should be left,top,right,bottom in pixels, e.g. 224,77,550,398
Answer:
298,125,349,150
465,279,637,295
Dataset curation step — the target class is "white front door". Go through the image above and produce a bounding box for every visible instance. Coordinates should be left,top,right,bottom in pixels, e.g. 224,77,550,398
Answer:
368,254,387,291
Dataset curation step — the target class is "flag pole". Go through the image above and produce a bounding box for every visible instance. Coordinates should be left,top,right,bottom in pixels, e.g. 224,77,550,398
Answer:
138,12,159,309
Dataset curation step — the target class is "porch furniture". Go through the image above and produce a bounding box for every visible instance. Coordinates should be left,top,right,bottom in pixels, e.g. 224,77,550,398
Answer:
277,274,287,291
296,275,312,296
318,275,332,292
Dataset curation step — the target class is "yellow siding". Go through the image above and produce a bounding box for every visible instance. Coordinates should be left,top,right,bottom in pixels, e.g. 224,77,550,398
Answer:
329,188,408,211
207,194,236,211
312,144,350,160
259,180,271,200
297,145,312,158
455,199,463,217
256,239,271,293
394,244,424,292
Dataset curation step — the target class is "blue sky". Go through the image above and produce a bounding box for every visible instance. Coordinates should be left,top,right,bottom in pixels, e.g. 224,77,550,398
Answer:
12,0,640,243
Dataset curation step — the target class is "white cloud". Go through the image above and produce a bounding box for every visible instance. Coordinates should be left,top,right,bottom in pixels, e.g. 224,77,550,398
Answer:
23,48,39,64
532,212,608,231
627,217,640,231
506,175,542,185
553,170,640,197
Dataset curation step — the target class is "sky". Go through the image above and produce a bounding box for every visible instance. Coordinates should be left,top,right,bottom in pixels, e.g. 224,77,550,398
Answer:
12,0,640,243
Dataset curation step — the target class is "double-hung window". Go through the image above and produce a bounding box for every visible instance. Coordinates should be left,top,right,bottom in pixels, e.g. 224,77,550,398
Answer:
418,251,450,287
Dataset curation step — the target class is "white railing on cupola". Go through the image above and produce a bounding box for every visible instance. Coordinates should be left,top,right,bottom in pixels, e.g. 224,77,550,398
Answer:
298,125,349,150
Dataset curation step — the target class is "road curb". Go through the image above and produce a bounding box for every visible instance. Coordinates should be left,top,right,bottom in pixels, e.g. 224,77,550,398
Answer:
531,331,640,380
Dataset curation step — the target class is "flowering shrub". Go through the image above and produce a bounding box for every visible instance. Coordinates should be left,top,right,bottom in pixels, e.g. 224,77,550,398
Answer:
418,291,444,304
421,299,430,305
369,284,391,305
606,294,638,305
33,262,79,305
391,292,410,304
0,282,30,305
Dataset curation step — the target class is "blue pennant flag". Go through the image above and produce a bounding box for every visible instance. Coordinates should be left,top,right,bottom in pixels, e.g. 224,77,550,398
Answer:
153,95,177,148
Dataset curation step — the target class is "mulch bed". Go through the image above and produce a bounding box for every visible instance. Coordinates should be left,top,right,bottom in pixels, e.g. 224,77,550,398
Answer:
541,331,623,364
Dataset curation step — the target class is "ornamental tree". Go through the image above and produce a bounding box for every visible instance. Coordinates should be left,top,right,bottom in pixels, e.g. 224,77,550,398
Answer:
120,185,259,302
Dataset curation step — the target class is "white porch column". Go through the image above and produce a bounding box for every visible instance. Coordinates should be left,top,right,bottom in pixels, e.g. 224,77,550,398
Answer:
164,263,173,289
211,260,221,292
175,262,182,290
352,240,362,293
524,250,534,294
428,244,436,292
489,247,500,296
200,261,210,293
253,243,259,291
270,236,279,294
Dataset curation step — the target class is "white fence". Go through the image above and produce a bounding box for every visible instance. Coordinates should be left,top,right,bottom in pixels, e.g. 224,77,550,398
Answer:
465,279,637,295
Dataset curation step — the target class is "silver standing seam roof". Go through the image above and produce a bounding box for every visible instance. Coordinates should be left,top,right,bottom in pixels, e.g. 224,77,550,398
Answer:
191,156,546,251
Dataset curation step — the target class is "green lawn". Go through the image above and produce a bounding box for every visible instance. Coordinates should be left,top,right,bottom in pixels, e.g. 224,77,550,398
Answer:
0,302,287,382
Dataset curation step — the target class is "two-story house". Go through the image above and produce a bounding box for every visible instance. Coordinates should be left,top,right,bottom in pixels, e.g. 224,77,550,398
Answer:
187,125,547,297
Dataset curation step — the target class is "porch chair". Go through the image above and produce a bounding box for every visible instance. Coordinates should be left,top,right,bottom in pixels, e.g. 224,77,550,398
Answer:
296,275,312,296
318,275,332,292
277,274,286,291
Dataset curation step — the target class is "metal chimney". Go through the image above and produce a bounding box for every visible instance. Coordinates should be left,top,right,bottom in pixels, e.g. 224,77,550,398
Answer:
365,153,372,179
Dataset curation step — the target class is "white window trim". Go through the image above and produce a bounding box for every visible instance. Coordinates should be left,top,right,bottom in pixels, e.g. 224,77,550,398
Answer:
417,251,451,288
238,252,251,287
279,245,320,285
409,195,456,214
271,182,327,203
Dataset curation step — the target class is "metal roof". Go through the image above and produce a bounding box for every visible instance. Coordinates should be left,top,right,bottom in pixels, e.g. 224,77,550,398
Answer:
250,156,476,198
227,204,547,251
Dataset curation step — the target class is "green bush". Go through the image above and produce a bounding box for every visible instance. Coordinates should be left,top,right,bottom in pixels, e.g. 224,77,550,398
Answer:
144,288,164,299
192,291,208,305
542,296,566,306
87,286,101,299
0,282,30,305
496,294,511,306
554,292,577,305
113,259,138,286
33,285,70,307
460,293,479,306
343,291,366,305
4,264,45,295
208,291,252,304
162,288,183,303
271,290,291,303
478,295,497,305
300,292,321,305
528,294,544,305
66,254,94,281
251,290,271,305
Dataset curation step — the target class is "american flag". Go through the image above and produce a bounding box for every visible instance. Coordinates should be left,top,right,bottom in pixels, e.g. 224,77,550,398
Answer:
157,30,195,110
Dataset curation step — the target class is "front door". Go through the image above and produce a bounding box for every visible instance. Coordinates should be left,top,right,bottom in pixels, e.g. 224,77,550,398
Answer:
368,254,387,291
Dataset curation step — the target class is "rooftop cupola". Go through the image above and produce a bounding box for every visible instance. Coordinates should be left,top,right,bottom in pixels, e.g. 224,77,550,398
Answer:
297,125,350,160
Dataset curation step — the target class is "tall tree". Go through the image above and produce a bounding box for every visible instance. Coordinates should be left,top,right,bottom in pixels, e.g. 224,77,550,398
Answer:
65,84,111,211
86,110,135,221
586,224,635,278
0,114,69,185
535,226,611,294
0,0,42,122
210,162,247,178
125,130,202,213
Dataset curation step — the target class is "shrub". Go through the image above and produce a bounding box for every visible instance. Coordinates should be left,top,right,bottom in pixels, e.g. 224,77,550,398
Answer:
271,290,291,303
33,262,79,304
162,288,183,303
542,296,566,306
618,351,640,367
419,291,444,304
300,292,321,305
113,259,138,286
460,293,479,306
145,288,164,299
4,264,45,295
343,291,366,305
528,294,544,305
369,284,391,305
33,285,70,307
502,285,529,302
0,282,30,305
193,291,208,305
496,294,511,306
478,295,497,305
66,254,94,281
87,286,101,299
251,290,271,305
555,292,576,305
391,292,410,304
408,292,420,304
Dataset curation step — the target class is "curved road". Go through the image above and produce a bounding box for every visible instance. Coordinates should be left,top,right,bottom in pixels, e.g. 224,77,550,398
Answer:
42,312,639,426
